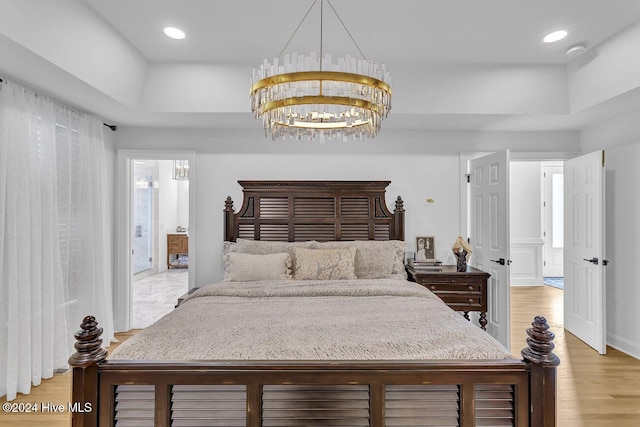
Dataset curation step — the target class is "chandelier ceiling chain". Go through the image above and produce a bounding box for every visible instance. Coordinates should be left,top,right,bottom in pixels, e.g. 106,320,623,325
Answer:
325,0,367,60
277,0,318,59
250,0,392,142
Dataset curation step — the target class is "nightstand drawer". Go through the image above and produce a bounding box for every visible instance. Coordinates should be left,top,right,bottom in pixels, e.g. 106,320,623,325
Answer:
415,277,454,285
437,294,483,307
422,282,482,293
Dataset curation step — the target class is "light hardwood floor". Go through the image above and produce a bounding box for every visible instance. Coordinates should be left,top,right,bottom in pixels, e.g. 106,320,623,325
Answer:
2,286,640,426
511,286,640,427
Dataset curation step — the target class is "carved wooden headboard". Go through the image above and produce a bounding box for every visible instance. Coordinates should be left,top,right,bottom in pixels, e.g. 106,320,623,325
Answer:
224,181,404,242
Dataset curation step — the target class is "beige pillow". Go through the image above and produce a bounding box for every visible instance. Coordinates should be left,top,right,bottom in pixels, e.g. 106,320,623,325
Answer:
235,239,315,275
313,240,406,279
293,247,357,280
223,252,292,282
223,241,237,256
222,241,238,277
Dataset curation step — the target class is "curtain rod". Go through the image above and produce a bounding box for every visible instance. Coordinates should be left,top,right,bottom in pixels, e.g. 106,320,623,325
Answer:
0,77,117,131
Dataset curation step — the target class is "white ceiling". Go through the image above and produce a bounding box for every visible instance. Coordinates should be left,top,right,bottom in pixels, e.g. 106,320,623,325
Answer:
2,0,640,132
83,0,640,64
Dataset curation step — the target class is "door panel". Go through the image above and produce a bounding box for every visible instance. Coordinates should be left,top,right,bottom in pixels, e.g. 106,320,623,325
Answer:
543,165,564,277
469,151,510,349
564,150,606,354
132,162,154,274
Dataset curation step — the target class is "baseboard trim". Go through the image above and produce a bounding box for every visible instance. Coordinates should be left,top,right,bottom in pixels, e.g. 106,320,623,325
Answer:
607,333,640,360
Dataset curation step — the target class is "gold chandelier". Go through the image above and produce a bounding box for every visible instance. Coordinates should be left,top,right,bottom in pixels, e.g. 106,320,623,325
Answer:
250,0,392,142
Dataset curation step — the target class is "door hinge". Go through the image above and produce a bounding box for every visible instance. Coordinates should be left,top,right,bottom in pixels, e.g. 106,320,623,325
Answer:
543,202,546,207
544,261,546,266
149,257,153,262
543,231,546,237
465,173,471,183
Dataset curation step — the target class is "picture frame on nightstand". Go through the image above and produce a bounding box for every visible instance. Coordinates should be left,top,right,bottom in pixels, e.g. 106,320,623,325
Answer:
415,236,435,261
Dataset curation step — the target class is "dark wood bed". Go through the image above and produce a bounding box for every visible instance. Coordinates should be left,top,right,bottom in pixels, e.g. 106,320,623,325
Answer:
70,180,559,427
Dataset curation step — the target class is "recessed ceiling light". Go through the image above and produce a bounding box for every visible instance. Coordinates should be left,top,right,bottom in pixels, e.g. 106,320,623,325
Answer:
543,30,569,43
163,27,186,40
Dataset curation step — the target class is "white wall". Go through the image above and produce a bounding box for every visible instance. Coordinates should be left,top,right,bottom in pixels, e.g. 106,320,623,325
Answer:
114,127,579,286
158,160,189,272
602,143,640,359
509,162,544,286
158,160,177,272
581,114,640,359
191,149,461,285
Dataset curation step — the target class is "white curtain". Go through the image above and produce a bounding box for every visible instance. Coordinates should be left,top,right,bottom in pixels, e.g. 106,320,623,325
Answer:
0,80,114,401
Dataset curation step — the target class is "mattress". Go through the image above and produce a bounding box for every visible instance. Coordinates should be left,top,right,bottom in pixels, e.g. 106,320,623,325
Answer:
109,278,511,360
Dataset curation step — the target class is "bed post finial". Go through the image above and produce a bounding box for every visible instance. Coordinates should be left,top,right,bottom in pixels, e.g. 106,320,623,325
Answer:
394,196,405,241
69,316,105,427
522,316,560,427
521,316,560,366
225,196,234,212
68,315,107,367
224,196,236,242
394,196,404,212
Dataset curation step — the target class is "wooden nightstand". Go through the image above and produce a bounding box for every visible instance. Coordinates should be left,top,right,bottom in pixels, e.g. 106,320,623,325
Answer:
167,233,188,269
407,264,490,330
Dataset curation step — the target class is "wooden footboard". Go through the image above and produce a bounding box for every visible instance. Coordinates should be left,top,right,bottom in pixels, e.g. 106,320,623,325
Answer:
69,316,558,427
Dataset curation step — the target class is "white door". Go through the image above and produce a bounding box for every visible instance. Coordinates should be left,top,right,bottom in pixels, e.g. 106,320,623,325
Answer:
543,164,564,277
564,150,606,354
469,151,511,349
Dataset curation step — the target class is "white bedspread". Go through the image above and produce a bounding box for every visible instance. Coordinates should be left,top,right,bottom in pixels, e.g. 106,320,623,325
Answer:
109,279,512,360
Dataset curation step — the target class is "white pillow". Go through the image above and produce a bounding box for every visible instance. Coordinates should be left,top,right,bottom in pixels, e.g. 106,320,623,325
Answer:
223,252,292,282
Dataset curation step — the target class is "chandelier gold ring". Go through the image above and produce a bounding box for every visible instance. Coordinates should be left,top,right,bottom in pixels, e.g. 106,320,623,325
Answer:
250,71,392,96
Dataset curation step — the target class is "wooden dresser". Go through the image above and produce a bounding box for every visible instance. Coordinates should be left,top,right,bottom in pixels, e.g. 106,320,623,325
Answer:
407,264,490,330
167,233,188,269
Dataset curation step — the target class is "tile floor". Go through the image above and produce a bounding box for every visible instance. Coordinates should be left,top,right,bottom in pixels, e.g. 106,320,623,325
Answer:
132,269,188,329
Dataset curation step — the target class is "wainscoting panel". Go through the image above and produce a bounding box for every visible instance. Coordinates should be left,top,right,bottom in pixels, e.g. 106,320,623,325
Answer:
510,239,544,286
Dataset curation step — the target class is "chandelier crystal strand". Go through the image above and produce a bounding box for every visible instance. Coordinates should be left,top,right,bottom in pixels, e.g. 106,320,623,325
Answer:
172,160,189,180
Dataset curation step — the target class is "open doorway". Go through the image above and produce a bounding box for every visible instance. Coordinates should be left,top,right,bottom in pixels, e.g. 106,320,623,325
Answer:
131,159,190,328
542,162,564,289
509,160,564,288
115,149,196,332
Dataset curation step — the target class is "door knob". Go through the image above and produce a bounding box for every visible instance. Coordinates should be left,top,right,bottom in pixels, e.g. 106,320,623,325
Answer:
491,258,506,265
583,257,599,265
